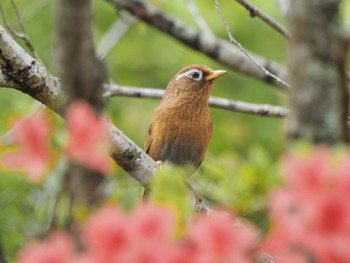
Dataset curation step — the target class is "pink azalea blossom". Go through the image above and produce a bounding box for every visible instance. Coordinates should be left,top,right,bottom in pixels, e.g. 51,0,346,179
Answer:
65,101,111,174
123,202,177,263
264,147,350,263
82,202,177,263
82,205,130,262
130,202,176,242
0,113,51,182
18,232,73,263
19,202,260,263
187,211,259,263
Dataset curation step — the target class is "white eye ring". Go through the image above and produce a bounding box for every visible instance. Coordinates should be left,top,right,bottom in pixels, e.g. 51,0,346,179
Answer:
175,69,203,81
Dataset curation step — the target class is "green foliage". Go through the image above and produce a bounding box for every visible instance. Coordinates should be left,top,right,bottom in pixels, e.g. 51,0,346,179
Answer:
0,175,40,261
149,165,193,222
108,170,144,210
193,146,281,229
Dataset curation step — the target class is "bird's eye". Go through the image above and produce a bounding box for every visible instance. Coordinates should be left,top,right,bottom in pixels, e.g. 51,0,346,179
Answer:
175,69,203,81
186,69,202,81
190,71,200,79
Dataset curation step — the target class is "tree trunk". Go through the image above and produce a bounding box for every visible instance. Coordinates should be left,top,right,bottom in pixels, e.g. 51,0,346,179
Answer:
286,0,343,144
53,0,106,212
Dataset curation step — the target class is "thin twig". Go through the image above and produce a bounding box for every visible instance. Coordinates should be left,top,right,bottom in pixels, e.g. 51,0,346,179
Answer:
104,84,288,118
10,0,26,37
275,0,290,20
45,193,59,232
44,158,69,233
185,0,214,37
22,0,50,23
209,96,288,117
338,33,350,142
214,0,291,89
235,0,290,39
97,13,136,59
111,0,289,90
0,0,39,59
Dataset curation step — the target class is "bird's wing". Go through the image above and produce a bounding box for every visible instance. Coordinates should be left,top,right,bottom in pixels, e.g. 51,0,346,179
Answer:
144,123,153,153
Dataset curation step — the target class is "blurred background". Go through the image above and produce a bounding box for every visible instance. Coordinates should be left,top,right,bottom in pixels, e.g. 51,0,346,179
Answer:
1,0,350,259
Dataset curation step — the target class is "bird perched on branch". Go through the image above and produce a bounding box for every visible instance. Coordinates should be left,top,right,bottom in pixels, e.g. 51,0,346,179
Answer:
144,64,227,173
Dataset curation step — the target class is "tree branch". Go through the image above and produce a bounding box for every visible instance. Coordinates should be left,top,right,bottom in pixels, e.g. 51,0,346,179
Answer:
108,0,289,91
235,0,290,39
104,84,288,118
214,0,290,90
185,0,214,37
0,26,63,112
97,13,136,59
275,0,290,20
0,25,157,185
0,70,15,88
0,0,39,59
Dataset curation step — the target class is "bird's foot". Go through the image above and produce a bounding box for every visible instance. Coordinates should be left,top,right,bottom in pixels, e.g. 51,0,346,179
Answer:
186,181,210,213
142,187,149,201
156,160,163,169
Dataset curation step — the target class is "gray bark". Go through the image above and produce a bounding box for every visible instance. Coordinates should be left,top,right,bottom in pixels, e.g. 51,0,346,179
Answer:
286,0,343,143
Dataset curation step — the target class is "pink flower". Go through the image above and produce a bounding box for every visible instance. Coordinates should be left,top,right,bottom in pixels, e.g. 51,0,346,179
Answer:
124,202,177,263
18,202,261,263
264,147,350,263
283,147,331,195
187,211,259,263
83,205,130,262
0,113,52,182
17,232,73,263
130,202,176,242
82,202,177,263
65,101,111,174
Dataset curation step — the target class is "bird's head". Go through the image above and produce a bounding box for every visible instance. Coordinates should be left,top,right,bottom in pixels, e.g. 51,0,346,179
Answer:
168,64,227,93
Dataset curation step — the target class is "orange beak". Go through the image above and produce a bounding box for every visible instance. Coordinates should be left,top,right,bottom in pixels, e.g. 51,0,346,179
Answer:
204,70,227,81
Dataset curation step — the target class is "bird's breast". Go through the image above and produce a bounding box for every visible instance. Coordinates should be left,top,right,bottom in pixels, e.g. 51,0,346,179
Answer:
149,107,213,167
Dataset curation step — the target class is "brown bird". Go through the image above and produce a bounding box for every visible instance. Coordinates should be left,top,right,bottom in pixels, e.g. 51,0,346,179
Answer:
144,64,226,173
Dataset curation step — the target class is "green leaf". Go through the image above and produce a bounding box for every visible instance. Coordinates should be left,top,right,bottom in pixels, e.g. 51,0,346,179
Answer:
149,165,193,226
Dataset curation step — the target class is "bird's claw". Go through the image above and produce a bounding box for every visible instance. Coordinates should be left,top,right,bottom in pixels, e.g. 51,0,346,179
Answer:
156,160,163,169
